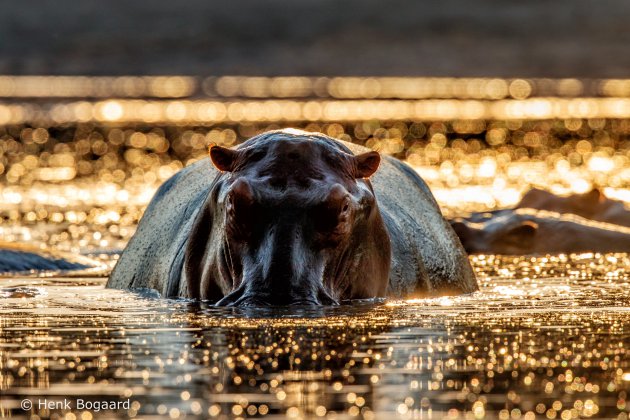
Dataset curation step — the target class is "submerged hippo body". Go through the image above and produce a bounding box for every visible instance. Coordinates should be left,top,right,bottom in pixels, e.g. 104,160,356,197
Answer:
0,243,94,273
451,208,630,255
107,130,477,305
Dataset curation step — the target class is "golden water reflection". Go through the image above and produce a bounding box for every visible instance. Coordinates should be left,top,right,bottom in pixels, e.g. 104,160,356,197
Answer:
4,98,630,126
3,76,630,99
0,253,629,418
2,116,630,252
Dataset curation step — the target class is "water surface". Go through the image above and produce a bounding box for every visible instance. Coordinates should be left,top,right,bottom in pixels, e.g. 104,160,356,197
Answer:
1,253,629,419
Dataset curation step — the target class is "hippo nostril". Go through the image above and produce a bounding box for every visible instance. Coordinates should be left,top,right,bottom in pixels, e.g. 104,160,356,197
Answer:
217,285,339,307
318,289,339,306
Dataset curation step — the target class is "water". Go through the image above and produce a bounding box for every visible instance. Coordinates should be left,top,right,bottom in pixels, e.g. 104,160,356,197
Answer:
1,77,630,418
1,254,629,419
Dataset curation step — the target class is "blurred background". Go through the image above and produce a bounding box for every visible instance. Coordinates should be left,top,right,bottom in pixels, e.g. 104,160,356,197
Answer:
1,0,630,252
3,0,630,77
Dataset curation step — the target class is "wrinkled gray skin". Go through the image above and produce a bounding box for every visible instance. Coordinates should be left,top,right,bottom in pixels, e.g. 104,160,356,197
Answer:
107,130,477,304
451,208,630,254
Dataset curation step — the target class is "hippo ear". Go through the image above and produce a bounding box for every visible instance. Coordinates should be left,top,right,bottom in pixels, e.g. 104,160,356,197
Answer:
582,188,604,205
209,145,238,172
354,151,381,178
517,188,546,209
450,221,470,240
450,220,472,250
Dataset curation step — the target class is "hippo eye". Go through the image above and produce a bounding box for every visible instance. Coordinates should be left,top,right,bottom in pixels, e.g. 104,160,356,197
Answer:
311,185,353,247
225,179,257,242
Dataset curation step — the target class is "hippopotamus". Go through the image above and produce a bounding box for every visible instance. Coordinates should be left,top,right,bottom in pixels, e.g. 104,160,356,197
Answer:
107,129,477,305
450,208,630,254
0,242,95,273
516,188,630,227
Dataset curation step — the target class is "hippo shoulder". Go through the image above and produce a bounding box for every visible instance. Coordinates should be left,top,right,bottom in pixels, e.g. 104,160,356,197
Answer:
107,158,219,296
337,140,476,296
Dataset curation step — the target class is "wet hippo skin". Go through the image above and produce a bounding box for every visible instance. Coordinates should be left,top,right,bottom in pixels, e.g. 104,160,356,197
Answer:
107,129,477,305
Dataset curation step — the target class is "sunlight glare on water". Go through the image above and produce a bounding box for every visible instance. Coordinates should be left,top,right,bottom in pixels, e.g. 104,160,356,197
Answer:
1,253,629,418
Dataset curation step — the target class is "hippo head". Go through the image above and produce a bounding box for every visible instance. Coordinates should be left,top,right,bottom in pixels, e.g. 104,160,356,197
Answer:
517,188,607,219
184,130,391,306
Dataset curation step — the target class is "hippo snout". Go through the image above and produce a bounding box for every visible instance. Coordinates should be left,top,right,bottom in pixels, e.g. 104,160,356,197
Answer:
215,286,338,307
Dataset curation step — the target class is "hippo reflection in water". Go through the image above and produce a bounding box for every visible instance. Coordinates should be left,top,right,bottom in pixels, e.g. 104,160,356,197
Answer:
107,129,477,305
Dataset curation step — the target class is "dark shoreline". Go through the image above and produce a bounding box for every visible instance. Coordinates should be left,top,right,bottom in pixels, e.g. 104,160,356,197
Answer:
2,0,630,78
